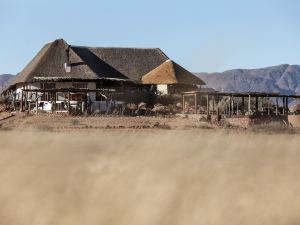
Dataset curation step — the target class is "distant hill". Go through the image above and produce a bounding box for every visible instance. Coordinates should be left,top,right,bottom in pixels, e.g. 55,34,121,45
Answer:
0,74,14,92
195,64,300,95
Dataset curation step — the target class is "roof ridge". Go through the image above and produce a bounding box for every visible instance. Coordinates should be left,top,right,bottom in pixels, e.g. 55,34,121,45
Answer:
167,60,178,83
70,45,164,51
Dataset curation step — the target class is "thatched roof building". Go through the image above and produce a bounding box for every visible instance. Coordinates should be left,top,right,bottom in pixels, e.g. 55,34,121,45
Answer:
141,60,204,85
5,38,205,92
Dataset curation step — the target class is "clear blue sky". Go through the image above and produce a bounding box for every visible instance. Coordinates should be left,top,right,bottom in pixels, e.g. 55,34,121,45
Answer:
1,0,299,74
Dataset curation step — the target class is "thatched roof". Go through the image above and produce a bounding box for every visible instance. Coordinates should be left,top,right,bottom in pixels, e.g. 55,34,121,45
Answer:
10,39,130,87
8,39,203,89
141,60,205,85
73,46,169,81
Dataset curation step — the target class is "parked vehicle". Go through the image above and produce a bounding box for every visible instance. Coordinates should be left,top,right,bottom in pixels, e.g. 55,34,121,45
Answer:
32,101,53,112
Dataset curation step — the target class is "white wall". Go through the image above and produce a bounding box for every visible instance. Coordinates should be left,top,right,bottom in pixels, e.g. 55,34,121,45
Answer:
157,84,168,95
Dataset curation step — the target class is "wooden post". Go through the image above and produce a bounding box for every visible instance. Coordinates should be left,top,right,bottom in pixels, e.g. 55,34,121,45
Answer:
182,94,185,114
248,95,251,115
286,97,289,115
68,91,71,115
24,90,27,111
20,90,24,112
255,96,258,114
236,98,239,115
242,96,245,114
276,97,278,116
227,103,229,115
206,95,209,115
195,93,197,114
228,101,230,115
228,97,231,116
282,97,285,115
36,91,38,115
231,96,234,115
228,97,232,116
267,98,270,115
216,97,219,116
212,96,215,115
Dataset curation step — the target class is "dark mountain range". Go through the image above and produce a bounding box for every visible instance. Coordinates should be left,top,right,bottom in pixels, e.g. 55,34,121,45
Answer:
0,74,14,92
195,64,300,95
2,64,300,96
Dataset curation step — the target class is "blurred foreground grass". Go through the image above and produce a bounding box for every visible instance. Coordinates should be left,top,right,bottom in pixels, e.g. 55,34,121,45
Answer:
0,130,300,225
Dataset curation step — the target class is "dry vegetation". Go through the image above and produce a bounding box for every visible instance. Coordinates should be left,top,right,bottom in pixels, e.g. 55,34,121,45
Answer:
0,113,215,131
1,130,300,225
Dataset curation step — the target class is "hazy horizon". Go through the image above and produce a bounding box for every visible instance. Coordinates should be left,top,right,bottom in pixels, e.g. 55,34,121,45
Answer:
1,0,299,74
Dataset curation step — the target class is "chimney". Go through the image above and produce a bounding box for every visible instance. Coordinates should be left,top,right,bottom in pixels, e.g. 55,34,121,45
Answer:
64,45,71,73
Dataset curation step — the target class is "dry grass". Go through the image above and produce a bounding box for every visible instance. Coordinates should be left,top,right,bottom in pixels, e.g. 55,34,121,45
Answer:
0,130,300,225
0,114,212,131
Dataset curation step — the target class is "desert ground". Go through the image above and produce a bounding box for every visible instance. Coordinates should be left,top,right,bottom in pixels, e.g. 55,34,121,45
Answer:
1,113,300,225
0,113,216,131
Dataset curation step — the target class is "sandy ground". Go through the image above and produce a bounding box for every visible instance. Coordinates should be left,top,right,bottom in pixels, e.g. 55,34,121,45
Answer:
0,111,12,121
0,130,300,225
0,112,214,131
0,112,300,224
